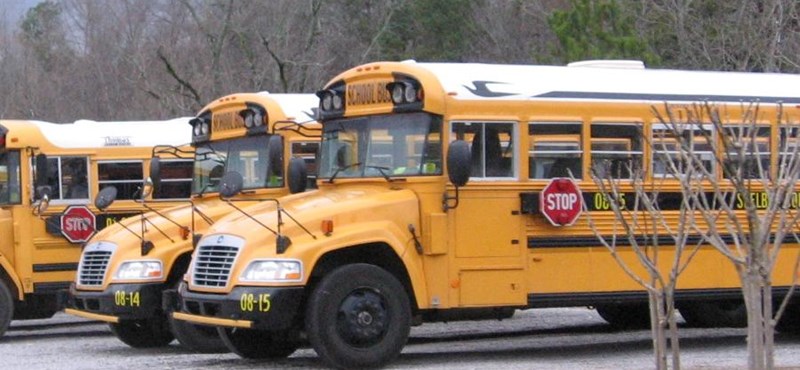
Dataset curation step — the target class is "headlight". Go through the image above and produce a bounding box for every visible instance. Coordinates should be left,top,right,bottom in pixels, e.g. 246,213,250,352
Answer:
114,260,163,281
240,259,302,283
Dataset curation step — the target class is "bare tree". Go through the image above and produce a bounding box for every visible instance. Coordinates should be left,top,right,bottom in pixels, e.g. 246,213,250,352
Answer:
652,102,800,370
585,137,707,370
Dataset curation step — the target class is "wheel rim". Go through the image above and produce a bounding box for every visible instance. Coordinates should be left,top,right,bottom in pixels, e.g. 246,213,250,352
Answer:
336,288,389,347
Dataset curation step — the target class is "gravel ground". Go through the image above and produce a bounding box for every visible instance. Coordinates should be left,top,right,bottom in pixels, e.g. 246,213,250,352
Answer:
2,308,800,369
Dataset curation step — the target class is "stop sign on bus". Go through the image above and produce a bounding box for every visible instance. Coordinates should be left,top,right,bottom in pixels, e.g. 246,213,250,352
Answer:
540,177,583,226
60,205,97,243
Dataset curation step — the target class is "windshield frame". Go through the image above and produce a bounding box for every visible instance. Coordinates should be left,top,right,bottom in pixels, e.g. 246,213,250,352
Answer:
319,112,442,180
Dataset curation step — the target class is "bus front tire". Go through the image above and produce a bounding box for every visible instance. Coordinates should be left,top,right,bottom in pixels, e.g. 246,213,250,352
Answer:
679,300,746,328
109,316,174,348
218,327,298,359
0,280,12,338
305,263,411,369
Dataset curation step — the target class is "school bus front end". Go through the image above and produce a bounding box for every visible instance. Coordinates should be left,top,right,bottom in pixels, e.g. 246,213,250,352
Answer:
66,92,320,351
173,181,422,327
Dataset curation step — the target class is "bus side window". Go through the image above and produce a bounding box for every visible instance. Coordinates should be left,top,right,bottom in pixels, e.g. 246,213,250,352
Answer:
36,156,89,201
154,159,193,199
652,124,714,177
452,121,515,179
62,157,89,199
528,122,583,179
98,161,143,200
724,125,770,179
590,123,643,179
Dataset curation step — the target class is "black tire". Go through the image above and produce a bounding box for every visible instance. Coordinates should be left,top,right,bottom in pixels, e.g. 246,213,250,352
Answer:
218,327,299,359
679,300,747,328
0,280,13,338
168,281,227,353
595,303,651,329
305,263,411,369
776,303,800,334
13,294,58,320
109,316,174,348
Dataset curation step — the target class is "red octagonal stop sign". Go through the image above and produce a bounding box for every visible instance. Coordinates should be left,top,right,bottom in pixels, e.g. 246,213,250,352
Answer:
61,205,97,243
540,177,583,226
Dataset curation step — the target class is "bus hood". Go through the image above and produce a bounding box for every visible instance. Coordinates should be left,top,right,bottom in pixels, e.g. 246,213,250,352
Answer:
88,198,253,262
203,185,420,256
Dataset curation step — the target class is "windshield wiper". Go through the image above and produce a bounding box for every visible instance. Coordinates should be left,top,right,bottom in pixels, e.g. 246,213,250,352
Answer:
364,165,393,182
328,162,362,183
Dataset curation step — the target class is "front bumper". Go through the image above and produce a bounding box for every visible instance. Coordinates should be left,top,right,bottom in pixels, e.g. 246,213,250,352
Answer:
167,283,304,330
67,282,167,322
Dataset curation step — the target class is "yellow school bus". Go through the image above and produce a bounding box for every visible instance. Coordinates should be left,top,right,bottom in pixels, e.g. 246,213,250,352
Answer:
65,93,320,352
171,61,800,368
0,118,191,338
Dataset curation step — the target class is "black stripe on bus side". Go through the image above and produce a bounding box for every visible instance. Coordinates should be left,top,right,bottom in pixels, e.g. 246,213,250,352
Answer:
534,91,800,104
528,234,741,249
33,263,79,272
527,287,796,308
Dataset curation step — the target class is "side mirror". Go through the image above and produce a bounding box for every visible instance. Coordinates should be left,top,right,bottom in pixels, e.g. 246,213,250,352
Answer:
148,157,161,195
219,171,244,199
287,157,308,194
35,153,49,192
33,194,50,216
447,140,471,187
95,186,118,211
268,135,283,175
141,177,154,199
336,144,351,168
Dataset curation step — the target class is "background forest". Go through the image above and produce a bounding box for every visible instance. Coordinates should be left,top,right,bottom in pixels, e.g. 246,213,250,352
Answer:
1,0,799,121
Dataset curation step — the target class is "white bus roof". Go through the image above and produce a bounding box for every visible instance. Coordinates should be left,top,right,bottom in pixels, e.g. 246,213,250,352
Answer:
410,62,800,103
26,117,192,149
253,92,318,122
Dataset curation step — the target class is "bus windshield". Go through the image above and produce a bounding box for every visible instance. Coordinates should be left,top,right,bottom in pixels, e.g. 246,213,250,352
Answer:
319,112,442,180
192,135,283,194
0,151,21,205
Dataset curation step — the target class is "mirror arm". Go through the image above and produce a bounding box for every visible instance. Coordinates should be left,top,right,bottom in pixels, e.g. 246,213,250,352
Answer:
442,186,460,212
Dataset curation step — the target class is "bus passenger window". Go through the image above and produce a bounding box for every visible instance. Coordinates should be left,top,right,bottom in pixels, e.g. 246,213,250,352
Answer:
452,122,515,179
779,127,800,177
37,156,89,201
652,124,713,177
154,159,193,199
724,126,770,179
98,161,143,200
590,124,643,179
528,122,582,179
62,157,89,199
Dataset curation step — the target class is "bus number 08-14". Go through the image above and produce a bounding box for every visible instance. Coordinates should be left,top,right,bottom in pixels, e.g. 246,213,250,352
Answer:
113,290,140,307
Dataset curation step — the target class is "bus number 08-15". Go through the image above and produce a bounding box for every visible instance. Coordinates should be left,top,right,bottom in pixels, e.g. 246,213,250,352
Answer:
240,293,271,312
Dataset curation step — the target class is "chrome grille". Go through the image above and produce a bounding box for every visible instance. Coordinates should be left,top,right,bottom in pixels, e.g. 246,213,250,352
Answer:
192,245,240,288
78,250,113,286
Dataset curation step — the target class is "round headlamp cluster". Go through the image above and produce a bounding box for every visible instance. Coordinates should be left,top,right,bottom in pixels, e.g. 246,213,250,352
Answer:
388,81,422,104
319,89,344,112
192,118,209,137
242,108,265,128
